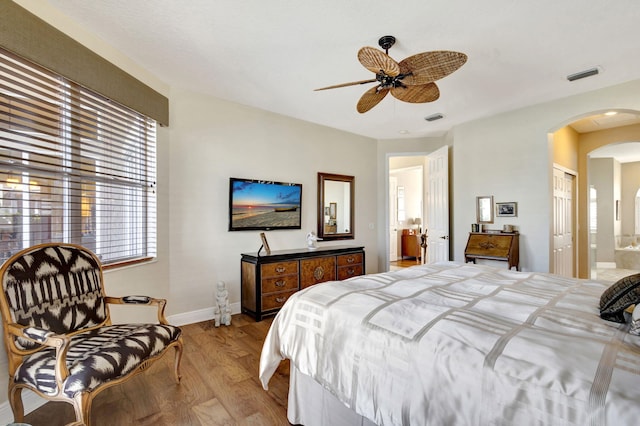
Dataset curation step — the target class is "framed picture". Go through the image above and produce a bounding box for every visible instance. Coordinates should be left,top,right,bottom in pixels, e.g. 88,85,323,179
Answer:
259,232,271,255
496,202,517,217
329,202,337,219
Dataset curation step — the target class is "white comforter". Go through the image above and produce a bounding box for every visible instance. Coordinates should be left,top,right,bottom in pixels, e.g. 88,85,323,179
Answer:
260,262,640,426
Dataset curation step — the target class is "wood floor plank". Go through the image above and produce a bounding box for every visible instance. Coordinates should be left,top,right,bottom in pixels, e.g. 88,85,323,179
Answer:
192,398,234,426
21,315,291,426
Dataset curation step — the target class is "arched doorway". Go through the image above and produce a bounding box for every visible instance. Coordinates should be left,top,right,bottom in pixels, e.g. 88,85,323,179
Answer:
552,110,640,279
588,141,640,280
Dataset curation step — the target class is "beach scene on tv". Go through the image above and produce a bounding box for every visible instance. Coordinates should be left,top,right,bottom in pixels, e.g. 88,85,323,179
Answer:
230,180,302,229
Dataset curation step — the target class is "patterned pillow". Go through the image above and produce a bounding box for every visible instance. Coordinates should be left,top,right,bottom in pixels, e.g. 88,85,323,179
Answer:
600,273,640,323
630,305,640,336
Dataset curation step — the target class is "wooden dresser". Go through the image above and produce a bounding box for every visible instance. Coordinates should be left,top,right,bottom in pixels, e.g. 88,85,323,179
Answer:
241,245,365,320
401,233,421,261
464,232,519,270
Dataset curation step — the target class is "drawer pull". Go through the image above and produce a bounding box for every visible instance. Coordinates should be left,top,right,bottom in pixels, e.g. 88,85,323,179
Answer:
313,266,325,280
347,268,355,276
275,296,287,303
346,257,355,263
276,266,286,273
275,280,286,287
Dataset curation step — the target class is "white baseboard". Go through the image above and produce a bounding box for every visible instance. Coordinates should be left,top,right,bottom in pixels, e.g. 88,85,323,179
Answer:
167,302,241,326
0,302,242,424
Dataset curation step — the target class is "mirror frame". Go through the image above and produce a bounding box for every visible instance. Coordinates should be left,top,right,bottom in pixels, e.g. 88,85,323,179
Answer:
317,172,355,241
476,195,494,224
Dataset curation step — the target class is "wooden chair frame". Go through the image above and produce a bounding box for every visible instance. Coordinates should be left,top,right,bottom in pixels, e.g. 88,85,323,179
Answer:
0,243,184,426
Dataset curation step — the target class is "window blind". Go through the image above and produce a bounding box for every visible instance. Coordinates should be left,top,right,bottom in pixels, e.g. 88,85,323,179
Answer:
0,47,157,266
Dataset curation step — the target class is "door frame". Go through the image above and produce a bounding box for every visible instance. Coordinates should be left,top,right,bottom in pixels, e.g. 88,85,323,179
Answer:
385,149,449,270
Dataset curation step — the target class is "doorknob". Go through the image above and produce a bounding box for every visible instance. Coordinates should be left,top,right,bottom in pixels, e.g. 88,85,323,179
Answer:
440,235,449,240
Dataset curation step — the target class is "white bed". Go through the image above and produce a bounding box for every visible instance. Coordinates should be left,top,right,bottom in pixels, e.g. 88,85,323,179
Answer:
260,261,640,425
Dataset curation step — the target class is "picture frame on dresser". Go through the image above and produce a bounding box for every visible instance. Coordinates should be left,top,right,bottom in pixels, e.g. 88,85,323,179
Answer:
259,232,271,255
496,202,517,217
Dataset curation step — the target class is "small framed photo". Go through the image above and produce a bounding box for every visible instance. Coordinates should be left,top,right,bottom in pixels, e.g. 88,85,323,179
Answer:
260,232,271,255
496,202,517,217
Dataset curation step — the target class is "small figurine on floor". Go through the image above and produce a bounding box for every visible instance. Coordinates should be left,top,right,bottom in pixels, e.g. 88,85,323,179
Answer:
214,281,231,327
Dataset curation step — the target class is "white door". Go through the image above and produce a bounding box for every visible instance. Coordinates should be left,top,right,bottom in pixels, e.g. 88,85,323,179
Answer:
553,166,575,277
389,176,398,261
426,146,449,263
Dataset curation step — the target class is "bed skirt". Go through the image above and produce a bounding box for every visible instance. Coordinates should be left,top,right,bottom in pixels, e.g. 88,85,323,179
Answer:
288,365,377,426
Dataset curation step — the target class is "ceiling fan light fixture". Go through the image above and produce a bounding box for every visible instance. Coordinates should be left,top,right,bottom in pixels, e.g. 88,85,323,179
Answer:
425,113,444,122
567,67,600,82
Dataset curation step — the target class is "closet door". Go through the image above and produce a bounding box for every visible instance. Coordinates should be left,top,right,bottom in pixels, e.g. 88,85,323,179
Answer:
553,166,575,277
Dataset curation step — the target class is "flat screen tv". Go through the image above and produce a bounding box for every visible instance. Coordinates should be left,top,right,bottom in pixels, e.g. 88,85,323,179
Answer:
228,177,302,231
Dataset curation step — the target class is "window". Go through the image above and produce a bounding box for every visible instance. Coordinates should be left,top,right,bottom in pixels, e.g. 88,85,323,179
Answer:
0,48,156,266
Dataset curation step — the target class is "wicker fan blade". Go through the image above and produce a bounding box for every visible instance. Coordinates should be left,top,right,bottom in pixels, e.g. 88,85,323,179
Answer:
391,82,440,103
315,79,377,91
358,47,400,77
399,51,467,85
357,86,389,113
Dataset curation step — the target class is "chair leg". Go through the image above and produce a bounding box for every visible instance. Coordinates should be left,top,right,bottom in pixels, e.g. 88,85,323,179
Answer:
72,392,92,426
8,384,24,422
173,339,184,383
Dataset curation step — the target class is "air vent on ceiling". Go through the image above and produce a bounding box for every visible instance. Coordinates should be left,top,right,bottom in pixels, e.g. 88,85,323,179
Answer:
567,67,599,82
425,113,444,122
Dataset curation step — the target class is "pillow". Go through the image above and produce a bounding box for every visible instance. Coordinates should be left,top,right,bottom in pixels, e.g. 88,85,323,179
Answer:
630,305,640,336
599,273,640,323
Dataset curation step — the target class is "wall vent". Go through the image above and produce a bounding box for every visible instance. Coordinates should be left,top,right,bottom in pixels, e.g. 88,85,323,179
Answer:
567,67,599,82
425,113,444,122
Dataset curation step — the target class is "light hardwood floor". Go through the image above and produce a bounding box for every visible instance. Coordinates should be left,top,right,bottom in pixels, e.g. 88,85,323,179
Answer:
23,315,291,426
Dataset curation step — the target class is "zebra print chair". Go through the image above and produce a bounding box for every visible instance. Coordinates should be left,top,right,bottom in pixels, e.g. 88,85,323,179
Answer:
0,243,183,426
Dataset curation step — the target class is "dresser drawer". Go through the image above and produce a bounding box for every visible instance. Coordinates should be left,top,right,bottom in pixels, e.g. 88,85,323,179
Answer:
261,261,298,277
337,252,363,267
261,275,299,294
337,263,363,280
300,256,336,288
262,290,296,310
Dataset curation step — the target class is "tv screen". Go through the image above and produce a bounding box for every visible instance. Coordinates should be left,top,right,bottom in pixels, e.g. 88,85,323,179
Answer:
229,178,302,231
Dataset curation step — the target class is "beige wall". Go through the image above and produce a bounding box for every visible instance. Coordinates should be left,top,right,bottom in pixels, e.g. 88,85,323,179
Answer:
453,84,640,273
167,88,379,315
553,126,579,172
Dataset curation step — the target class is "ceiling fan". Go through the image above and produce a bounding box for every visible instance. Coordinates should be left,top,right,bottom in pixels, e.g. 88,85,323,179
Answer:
315,36,467,113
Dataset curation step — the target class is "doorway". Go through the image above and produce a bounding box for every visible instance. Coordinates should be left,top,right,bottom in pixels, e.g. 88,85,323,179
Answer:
389,162,424,270
588,142,640,281
387,146,450,271
554,111,640,280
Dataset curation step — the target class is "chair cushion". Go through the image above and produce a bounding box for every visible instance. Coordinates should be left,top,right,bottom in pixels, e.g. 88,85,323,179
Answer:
15,323,181,398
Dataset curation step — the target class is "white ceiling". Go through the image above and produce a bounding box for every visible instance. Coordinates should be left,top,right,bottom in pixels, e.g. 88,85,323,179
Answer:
43,0,640,141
